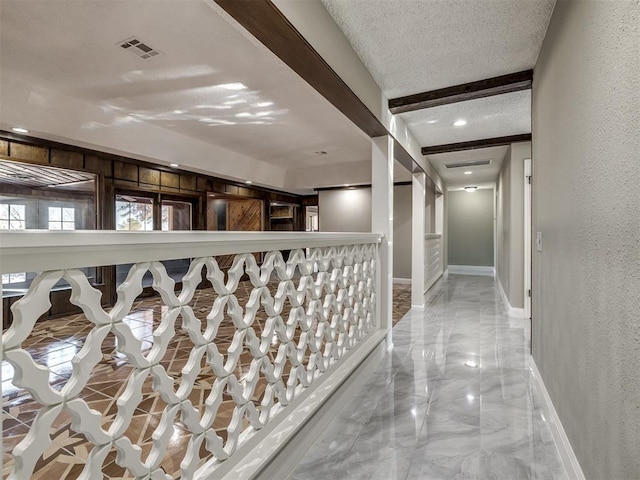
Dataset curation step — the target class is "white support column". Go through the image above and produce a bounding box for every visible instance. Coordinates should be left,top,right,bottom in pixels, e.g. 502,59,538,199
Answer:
371,136,394,336
412,172,426,308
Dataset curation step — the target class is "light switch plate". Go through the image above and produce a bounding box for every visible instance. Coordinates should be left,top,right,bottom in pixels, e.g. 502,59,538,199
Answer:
536,231,543,252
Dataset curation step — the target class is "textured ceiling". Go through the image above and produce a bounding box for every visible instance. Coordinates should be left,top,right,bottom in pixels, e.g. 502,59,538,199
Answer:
426,145,508,189
399,90,531,146
0,0,371,191
321,0,556,98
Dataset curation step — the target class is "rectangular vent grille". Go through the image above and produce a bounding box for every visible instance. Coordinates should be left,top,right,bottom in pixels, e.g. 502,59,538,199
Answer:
445,159,491,169
118,36,161,60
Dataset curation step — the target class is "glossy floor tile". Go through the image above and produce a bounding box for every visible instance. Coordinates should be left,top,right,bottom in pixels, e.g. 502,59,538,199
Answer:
288,274,569,480
2,282,412,479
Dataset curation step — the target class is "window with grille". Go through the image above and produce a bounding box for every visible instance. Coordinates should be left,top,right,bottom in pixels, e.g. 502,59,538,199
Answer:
48,206,76,230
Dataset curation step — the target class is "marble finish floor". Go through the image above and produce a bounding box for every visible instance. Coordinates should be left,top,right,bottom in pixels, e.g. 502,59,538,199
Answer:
2,282,412,479
288,275,568,480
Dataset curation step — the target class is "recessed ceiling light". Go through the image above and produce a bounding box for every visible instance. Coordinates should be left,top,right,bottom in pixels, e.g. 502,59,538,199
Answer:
453,119,467,127
170,163,179,167
467,394,475,402
173,110,185,114
464,360,478,368
255,111,272,117
464,186,478,193
464,171,472,175
255,101,274,107
219,82,247,91
12,127,29,133
236,112,251,118
427,120,438,124
245,180,252,184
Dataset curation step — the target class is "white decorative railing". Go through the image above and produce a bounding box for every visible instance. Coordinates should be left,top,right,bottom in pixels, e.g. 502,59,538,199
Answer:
425,233,443,292
0,231,384,480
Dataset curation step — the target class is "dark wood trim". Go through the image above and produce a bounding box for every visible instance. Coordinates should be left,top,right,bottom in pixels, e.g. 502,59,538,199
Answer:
389,70,533,114
421,134,532,156
0,131,304,200
213,0,387,138
315,181,412,192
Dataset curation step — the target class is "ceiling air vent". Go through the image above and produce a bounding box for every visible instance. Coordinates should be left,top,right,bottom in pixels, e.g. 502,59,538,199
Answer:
118,36,161,60
445,159,492,169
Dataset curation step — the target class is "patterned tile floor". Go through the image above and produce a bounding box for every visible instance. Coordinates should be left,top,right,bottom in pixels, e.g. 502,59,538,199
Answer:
1,282,412,479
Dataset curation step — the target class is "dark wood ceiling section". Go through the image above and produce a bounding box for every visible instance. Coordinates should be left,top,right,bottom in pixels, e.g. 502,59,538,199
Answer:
421,134,532,156
389,70,534,114
213,0,387,139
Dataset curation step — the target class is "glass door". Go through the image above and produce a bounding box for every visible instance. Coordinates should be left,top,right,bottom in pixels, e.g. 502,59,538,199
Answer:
161,199,193,282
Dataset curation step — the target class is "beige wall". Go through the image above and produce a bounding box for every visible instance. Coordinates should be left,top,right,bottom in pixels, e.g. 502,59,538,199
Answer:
447,189,494,267
532,1,640,478
318,188,372,232
496,142,530,308
318,185,414,279
392,184,412,280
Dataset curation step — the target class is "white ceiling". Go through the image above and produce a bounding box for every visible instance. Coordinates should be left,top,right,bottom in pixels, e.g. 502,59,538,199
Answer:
321,0,554,188
321,0,556,98
426,145,508,189
399,90,531,146
0,0,372,193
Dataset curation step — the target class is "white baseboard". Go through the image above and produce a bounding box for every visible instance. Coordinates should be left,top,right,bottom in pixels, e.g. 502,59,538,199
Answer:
530,357,586,480
497,278,526,318
448,265,495,277
393,277,412,285
443,268,449,279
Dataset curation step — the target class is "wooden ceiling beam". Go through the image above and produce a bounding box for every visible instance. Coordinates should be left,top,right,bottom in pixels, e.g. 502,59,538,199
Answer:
421,134,532,156
389,70,533,114
214,0,387,138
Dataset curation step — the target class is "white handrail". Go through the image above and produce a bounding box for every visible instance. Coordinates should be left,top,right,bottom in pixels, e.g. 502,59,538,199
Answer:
1,231,385,479
0,231,382,274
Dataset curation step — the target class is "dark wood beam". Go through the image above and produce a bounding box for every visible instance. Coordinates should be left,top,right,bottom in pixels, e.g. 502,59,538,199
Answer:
389,70,533,114
214,0,387,138
421,134,532,156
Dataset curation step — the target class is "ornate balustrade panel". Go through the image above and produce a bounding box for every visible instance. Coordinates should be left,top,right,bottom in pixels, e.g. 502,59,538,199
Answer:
425,234,443,292
0,232,381,480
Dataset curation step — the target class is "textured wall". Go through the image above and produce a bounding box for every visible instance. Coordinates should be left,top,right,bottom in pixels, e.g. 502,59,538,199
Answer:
318,188,372,232
393,184,412,279
532,1,640,479
497,147,511,293
447,189,494,267
507,142,528,308
318,185,421,280
496,142,530,308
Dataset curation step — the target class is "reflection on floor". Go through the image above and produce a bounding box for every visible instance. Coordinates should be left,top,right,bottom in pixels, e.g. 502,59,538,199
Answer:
1,282,412,479
289,275,569,480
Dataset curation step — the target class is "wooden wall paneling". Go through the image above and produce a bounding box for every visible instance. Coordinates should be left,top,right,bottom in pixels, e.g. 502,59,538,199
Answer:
228,199,262,231
85,154,113,176
139,167,160,186
225,184,239,196
9,143,49,164
114,160,138,182
196,176,208,192
0,140,8,156
50,149,83,170
160,171,180,188
180,174,197,191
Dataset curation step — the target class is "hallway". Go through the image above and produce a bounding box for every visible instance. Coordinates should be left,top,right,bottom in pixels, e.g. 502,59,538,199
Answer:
289,275,567,480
